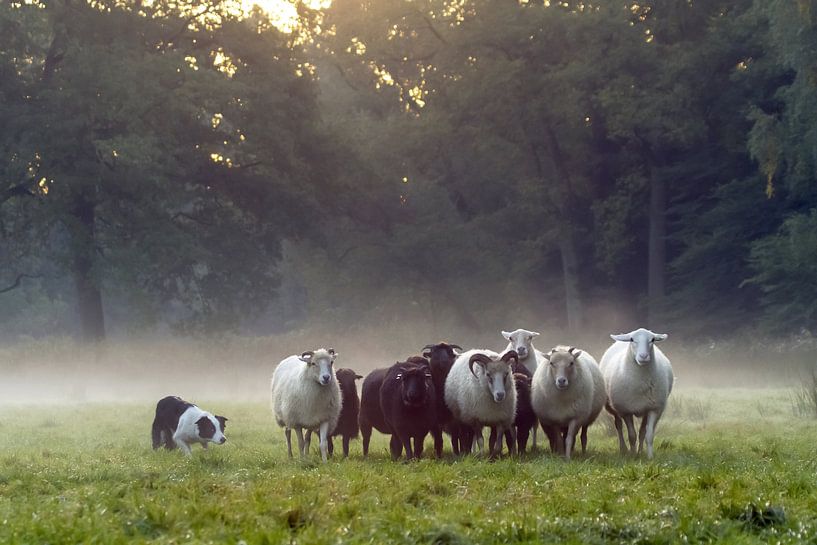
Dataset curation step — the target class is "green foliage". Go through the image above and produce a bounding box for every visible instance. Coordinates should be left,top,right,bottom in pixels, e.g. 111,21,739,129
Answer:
747,210,817,331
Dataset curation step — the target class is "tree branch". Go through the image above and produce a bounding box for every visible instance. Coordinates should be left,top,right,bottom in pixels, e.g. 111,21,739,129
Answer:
0,273,40,295
1,181,38,206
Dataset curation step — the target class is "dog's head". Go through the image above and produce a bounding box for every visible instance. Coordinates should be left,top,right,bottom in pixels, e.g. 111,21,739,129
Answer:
195,413,227,445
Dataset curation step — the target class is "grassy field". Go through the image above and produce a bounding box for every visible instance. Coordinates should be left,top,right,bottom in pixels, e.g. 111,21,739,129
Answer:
1,388,816,544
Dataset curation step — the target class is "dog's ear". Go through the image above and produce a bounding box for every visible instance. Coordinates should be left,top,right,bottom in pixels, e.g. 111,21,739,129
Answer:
195,416,216,439
215,415,228,431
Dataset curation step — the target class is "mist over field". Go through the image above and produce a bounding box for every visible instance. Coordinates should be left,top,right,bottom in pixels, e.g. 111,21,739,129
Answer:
1,324,815,405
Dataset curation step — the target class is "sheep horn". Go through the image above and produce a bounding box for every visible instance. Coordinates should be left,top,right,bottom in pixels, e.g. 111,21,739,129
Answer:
468,353,492,377
422,344,436,351
301,351,314,358
501,350,519,364
450,344,463,351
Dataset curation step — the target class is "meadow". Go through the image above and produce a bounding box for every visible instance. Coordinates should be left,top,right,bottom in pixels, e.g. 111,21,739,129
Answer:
1,388,816,545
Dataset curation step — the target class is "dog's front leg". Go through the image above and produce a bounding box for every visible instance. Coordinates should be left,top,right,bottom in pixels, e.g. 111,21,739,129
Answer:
174,434,193,456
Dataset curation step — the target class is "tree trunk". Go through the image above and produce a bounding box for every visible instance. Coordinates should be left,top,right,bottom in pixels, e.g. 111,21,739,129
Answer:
558,230,583,331
71,193,106,342
647,167,666,323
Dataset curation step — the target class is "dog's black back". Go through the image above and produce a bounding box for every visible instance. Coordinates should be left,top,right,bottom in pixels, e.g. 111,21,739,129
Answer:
152,396,194,450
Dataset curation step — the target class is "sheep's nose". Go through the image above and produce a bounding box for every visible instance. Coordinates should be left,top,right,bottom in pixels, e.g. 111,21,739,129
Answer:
637,353,650,363
494,391,505,402
320,375,331,385
516,347,527,356
219,437,226,444
556,377,568,389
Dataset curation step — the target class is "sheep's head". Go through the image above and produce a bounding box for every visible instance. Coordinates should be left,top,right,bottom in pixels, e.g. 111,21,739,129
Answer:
610,328,668,365
543,346,582,390
335,368,363,390
469,351,517,403
299,348,338,386
394,357,433,407
501,329,540,360
422,342,462,364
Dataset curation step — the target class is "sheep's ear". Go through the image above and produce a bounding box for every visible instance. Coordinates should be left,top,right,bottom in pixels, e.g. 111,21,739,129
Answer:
328,348,339,360
543,352,550,361
501,330,512,340
611,334,631,342
422,350,432,359
530,331,540,338
299,351,314,363
653,333,668,342
355,374,363,380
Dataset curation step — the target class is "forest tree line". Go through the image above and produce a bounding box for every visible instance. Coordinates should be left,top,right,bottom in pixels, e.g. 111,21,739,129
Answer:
0,0,815,342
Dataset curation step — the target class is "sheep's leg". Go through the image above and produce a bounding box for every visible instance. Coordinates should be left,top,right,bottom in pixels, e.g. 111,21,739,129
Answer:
489,425,504,458
285,428,293,458
360,420,372,457
644,411,659,460
474,427,484,455
327,436,334,457
543,424,559,454
401,434,415,461
295,428,306,458
304,430,312,455
507,426,518,457
459,427,473,456
318,421,330,463
637,416,648,455
449,424,462,456
432,426,444,459
613,414,627,455
553,427,566,457
517,425,530,455
622,415,637,455
564,420,580,461
342,435,350,458
580,425,588,454
389,435,403,460
415,433,426,459
488,427,498,453
532,425,538,451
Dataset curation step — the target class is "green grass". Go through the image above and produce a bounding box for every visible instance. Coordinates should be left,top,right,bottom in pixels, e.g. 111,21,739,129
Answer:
1,389,817,544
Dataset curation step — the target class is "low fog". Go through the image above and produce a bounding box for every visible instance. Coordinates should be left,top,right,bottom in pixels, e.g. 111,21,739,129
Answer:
2,318,812,405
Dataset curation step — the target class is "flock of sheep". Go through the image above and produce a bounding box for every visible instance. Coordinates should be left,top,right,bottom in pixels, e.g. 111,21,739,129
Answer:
270,327,674,462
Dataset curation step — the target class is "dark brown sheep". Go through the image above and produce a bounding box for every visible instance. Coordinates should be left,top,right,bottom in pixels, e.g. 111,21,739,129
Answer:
422,342,462,456
359,367,390,457
327,368,362,458
380,356,436,461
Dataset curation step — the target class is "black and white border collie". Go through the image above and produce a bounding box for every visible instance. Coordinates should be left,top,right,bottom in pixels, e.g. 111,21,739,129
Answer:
151,396,228,455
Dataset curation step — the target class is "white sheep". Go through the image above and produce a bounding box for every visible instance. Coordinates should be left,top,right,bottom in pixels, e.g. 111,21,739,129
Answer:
444,349,518,457
501,328,546,374
531,346,605,460
501,328,547,449
270,348,341,462
600,328,673,459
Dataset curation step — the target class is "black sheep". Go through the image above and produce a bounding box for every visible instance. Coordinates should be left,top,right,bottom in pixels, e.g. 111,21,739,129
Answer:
359,367,389,457
489,371,536,454
328,368,363,458
422,342,462,456
380,356,436,461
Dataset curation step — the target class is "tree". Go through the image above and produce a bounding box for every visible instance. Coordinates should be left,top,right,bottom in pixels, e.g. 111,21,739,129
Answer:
0,0,327,339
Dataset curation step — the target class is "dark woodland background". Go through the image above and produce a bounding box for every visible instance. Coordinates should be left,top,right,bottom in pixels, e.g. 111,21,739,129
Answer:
2,0,816,347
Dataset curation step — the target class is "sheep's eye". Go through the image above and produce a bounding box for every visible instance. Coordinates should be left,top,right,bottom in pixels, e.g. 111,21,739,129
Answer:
569,361,574,366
